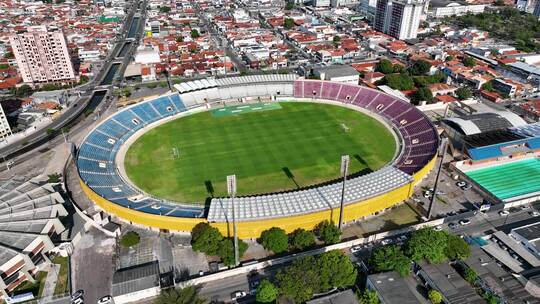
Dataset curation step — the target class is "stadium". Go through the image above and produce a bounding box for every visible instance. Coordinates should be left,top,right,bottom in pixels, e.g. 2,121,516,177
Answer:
76,75,439,238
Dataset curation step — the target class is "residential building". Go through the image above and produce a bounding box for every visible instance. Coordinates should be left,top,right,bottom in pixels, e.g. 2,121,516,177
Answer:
313,65,359,84
374,0,425,40
314,0,331,6
0,104,11,140
534,0,540,18
428,0,485,18
366,271,429,303
510,222,540,259
331,0,361,7
9,26,76,87
306,289,357,304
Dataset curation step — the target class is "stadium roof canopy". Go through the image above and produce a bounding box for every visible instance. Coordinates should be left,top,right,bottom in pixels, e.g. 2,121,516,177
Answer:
444,111,527,136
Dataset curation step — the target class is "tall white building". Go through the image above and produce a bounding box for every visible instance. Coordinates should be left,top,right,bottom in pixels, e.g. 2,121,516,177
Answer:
9,26,76,87
0,104,11,140
374,0,425,40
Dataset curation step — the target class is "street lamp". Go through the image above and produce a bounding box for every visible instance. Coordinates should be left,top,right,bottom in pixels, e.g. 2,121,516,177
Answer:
227,174,239,267
338,155,349,229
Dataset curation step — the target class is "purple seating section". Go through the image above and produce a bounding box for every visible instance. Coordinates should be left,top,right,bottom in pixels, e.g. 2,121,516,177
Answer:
293,80,439,175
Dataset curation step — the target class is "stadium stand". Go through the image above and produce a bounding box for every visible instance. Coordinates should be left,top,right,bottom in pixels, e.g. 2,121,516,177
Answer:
0,176,67,297
77,76,439,237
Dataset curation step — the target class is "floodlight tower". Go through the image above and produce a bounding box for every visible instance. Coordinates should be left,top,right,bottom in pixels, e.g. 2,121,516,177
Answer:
427,138,448,220
227,175,239,267
338,155,350,229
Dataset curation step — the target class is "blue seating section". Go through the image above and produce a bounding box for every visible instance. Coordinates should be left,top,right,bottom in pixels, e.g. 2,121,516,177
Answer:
76,93,206,218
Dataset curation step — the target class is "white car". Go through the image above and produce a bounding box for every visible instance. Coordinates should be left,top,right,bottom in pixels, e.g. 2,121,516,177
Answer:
459,219,471,226
434,225,443,231
72,298,84,304
499,210,510,216
530,211,540,217
461,184,472,191
350,245,362,253
97,296,112,304
231,290,247,301
456,181,467,187
72,290,84,301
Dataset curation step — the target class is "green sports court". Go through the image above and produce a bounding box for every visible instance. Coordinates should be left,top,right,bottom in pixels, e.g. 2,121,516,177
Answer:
465,158,540,201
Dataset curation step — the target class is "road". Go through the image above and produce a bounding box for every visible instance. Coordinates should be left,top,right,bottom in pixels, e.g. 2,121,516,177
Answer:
0,0,143,163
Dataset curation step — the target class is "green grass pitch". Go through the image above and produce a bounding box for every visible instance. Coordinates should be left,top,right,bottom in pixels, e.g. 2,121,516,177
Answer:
124,102,397,203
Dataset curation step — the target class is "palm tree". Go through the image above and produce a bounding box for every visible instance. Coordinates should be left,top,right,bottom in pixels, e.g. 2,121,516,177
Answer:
154,286,207,304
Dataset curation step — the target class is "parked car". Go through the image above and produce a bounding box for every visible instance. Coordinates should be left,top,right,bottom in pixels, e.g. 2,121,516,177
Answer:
350,245,362,253
459,219,471,226
461,184,472,191
72,298,84,304
97,296,112,304
231,291,247,301
499,210,510,216
72,290,84,301
530,211,540,217
456,181,467,187
434,225,443,231
448,223,457,229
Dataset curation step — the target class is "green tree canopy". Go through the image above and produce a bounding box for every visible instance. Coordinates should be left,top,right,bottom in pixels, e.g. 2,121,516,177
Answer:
455,87,472,100
285,1,295,10
408,60,432,76
358,290,380,304
276,256,321,303
481,80,493,91
316,220,341,245
406,227,448,264
411,87,433,105
463,57,476,67
11,84,33,98
462,266,477,284
256,279,278,303
284,18,295,29
191,223,223,256
317,250,357,290
428,289,443,304
159,6,171,13
370,245,412,277
259,227,289,253
154,286,207,304
378,73,415,90
445,234,471,260
120,231,140,248
191,29,200,38
289,228,316,251
219,238,248,266
375,59,394,74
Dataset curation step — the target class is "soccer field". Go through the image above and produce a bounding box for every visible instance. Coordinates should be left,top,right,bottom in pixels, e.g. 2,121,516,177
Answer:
124,102,397,203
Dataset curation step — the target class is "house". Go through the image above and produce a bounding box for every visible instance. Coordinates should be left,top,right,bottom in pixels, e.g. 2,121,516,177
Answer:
312,65,359,84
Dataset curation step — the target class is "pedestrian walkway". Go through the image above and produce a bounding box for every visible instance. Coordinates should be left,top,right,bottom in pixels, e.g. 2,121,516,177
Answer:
40,263,60,303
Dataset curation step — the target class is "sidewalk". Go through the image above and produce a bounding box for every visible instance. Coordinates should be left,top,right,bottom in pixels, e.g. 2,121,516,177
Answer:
40,263,60,303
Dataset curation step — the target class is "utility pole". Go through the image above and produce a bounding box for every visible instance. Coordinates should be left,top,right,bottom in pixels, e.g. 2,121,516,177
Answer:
427,138,448,220
227,175,239,267
338,155,349,229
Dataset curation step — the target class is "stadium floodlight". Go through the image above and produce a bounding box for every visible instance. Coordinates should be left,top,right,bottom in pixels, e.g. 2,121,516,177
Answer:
338,155,349,229
227,175,239,267
427,138,448,220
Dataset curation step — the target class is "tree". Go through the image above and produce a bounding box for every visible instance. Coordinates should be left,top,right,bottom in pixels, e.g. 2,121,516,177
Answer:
120,231,140,248
12,84,33,97
409,60,432,76
463,57,476,67
79,75,89,84
445,234,471,260
316,250,357,291
494,0,505,6
333,35,341,46
455,87,472,100
191,223,223,256
0,64,9,69
481,81,493,91
176,36,184,43
316,220,341,245
218,238,248,266
285,1,294,10
159,6,171,13
463,266,477,284
370,245,412,277
375,59,394,74
428,289,443,304
405,228,448,264
284,18,294,29
379,73,415,90
445,55,454,61
4,51,14,59
191,29,200,39
256,279,278,303
47,173,61,183
154,285,207,304
393,64,405,73
411,87,433,105
259,227,289,253
289,228,315,251
276,256,321,303
123,88,131,98
358,290,380,304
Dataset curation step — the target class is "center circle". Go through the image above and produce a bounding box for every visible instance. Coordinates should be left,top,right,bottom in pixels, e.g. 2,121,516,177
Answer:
123,101,397,203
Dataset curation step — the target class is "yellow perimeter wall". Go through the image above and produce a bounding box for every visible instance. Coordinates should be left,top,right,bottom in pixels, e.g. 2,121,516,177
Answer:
79,156,436,239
